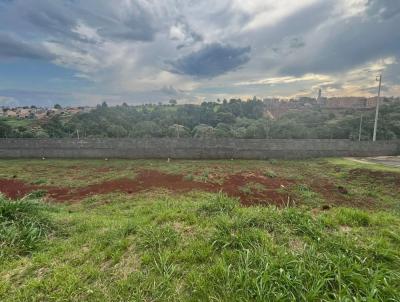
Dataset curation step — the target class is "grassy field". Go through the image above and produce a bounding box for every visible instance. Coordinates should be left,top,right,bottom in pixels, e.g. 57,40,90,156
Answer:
0,117,35,128
0,158,399,301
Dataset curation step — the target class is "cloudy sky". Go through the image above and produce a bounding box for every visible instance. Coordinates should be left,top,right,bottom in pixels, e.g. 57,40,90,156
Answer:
0,0,399,106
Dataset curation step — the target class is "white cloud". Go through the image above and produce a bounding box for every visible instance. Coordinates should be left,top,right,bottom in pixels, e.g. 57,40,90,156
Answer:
236,0,319,31
71,21,101,42
0,0,399,105
235,74,332,86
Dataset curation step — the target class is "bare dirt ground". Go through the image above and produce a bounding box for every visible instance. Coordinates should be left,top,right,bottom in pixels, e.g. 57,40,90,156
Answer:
0,169,358,207
0,170,294,206
1,159,399,208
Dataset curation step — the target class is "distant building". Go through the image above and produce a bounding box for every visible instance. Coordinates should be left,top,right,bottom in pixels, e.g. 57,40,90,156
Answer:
365,97,379,108
16,109,31,119
316,89,327,105
326,97,369,109
6,110,17,118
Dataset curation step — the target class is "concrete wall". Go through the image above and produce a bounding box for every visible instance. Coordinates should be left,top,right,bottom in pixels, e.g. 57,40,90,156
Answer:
0,139,399,159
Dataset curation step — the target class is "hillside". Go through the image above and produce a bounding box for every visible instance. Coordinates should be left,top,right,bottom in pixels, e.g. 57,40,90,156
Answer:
1,99,400,140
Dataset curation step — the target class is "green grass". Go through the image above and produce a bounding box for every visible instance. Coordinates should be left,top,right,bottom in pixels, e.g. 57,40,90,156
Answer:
0,195,54,260
0,159,399,301
239,182,266,194
0,117,34,128
0,191,399,301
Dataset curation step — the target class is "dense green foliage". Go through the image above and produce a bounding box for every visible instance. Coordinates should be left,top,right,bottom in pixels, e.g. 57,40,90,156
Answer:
2,99,400,139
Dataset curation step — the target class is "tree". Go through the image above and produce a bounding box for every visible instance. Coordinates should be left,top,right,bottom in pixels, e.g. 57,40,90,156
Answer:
54,104,62,109
107,125,128,137
0,121,13,138
193,124,215,138
216,112,235,124
167,124,190,138
169,99,177,106
214,123,232,137
42,116,67,138
131,121,162,138
34,130,50,138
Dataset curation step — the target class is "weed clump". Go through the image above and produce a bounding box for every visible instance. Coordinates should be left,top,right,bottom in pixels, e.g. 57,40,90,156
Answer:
31,179,47,185
334,208,371,227
137,225,179,251
264,170,277,178
26,190,48,199
183,174,194,181
211,217,267,250
197,192,239,216
0,195,53,260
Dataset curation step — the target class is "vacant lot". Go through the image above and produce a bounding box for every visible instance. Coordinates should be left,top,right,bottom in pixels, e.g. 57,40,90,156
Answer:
0,158,399,301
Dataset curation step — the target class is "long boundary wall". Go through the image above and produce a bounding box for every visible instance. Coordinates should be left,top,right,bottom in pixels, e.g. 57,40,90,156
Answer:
0,139,399,159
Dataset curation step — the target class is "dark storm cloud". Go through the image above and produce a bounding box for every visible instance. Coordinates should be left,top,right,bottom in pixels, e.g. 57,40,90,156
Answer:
172,17,203,49
0,32,54,60
168,43,251,78
0,0,159,43
23,1,76,37
279,12,400,76
95,2,157,42
272,37,305,56
241,0,336,50
367,0,400,19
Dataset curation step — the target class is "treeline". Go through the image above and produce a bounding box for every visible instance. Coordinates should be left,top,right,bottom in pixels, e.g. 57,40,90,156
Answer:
1,99,400,140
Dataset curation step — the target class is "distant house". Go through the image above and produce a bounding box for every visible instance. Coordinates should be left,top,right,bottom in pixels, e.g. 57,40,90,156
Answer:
324,97,384,109
66,108,81,115
326,97,368,109
365,97,379,108
16,109,31,119
82,106,94,113
34,112,47,120
6,110,17,118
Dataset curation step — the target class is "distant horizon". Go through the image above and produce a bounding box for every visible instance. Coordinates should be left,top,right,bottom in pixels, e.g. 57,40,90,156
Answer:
1,94,400,109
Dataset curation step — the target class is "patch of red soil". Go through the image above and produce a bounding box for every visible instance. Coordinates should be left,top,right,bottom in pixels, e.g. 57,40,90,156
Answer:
348,169,400,186
309,179,375,208
222,173,293,206
0,170,294,206
0,179,38,199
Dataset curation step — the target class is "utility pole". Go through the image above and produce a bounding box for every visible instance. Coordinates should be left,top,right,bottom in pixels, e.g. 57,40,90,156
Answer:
358,114,363,141
373,74,382,142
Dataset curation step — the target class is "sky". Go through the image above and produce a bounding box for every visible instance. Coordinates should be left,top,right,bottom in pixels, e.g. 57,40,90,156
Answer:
0,0,400,107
